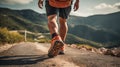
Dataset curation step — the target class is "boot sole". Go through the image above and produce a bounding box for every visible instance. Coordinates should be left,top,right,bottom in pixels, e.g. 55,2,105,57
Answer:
48,41,64,58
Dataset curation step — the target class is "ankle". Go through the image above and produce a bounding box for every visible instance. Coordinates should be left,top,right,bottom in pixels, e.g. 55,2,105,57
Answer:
52,33,58,38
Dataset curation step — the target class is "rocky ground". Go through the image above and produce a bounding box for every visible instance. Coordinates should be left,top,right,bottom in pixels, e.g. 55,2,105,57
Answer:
69,44,120,57
0,42,120,67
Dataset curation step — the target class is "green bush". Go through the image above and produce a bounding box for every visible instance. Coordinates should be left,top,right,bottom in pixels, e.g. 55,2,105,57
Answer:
38,38,50,43
0,28,24,44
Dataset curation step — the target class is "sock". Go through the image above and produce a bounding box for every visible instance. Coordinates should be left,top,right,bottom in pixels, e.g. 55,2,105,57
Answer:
52,33,58,38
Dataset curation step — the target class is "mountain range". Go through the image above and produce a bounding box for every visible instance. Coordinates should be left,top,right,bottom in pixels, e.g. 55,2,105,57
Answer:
0,7,48,33
0,7,120,48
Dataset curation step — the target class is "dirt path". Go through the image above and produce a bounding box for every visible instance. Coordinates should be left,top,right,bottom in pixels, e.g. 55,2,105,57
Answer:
0,42,120,67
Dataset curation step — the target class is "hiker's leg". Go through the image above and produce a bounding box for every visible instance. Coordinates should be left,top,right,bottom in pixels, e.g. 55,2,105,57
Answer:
47,15,65,57
47,15,58,35
45,0,59,36
58,6,71,53
59,6,71,41
45,0,64,57
59,17,68,41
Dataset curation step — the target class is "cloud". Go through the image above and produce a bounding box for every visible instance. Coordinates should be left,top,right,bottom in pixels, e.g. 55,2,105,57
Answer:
94,2,120,10
94,3,113,9
70,11,94,17
86,2,120,16
114,3,120,9
0,0,33,5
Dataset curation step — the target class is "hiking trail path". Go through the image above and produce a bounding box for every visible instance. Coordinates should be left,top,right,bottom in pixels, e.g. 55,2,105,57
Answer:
0,42,120,67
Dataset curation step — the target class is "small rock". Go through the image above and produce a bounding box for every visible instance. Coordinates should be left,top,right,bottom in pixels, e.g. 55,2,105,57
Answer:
67,44,71,47
99,47,108,54
77,46,81,49
79,48,87,51
90,48,96,53
111,48,120,57
70,44,77,48
104,49,112,55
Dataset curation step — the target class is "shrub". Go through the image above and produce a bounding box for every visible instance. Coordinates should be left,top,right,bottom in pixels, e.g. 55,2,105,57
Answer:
0,27,24,44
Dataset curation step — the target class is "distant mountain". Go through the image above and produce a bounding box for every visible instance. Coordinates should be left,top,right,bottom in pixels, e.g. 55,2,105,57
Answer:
68,11,120,35
0,7,120,48
68,12,120,47
0,7,48,33
69,25,120,43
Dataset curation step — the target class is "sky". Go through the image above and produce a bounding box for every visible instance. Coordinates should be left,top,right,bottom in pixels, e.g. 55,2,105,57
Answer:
0,0,120,17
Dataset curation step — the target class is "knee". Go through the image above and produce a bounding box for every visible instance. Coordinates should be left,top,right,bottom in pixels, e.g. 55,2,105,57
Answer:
48,18,56,24
47,16,57,28
59,17,67,25
48,15,57,24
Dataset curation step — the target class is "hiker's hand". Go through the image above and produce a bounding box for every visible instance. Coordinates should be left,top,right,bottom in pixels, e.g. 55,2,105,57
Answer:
73,0,79,11
38,0,43,9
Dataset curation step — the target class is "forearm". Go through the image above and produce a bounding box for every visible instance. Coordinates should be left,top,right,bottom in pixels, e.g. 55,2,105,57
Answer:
73,0,79,11
75,0,79,2
39,0,43,1
38,0,44,9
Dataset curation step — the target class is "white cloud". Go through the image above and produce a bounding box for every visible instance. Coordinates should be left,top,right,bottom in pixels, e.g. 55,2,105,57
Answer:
114,3,120,9
0,0,33,5
93,2,120,10
94,3,114,9
70,11,94,17
86,2,120,16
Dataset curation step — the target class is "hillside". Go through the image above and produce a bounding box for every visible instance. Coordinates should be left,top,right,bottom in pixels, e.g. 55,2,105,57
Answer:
0,7,48,33
0,7,120,48
69,25,120,43
86,12,120,34
68,11,120,34
68,12,120,47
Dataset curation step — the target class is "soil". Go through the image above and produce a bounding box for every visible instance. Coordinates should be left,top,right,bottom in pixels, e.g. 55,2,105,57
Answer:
0,42,120,67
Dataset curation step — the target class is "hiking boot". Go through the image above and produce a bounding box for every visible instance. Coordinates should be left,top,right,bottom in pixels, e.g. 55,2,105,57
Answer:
48,35,64,58
59,44,65,55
